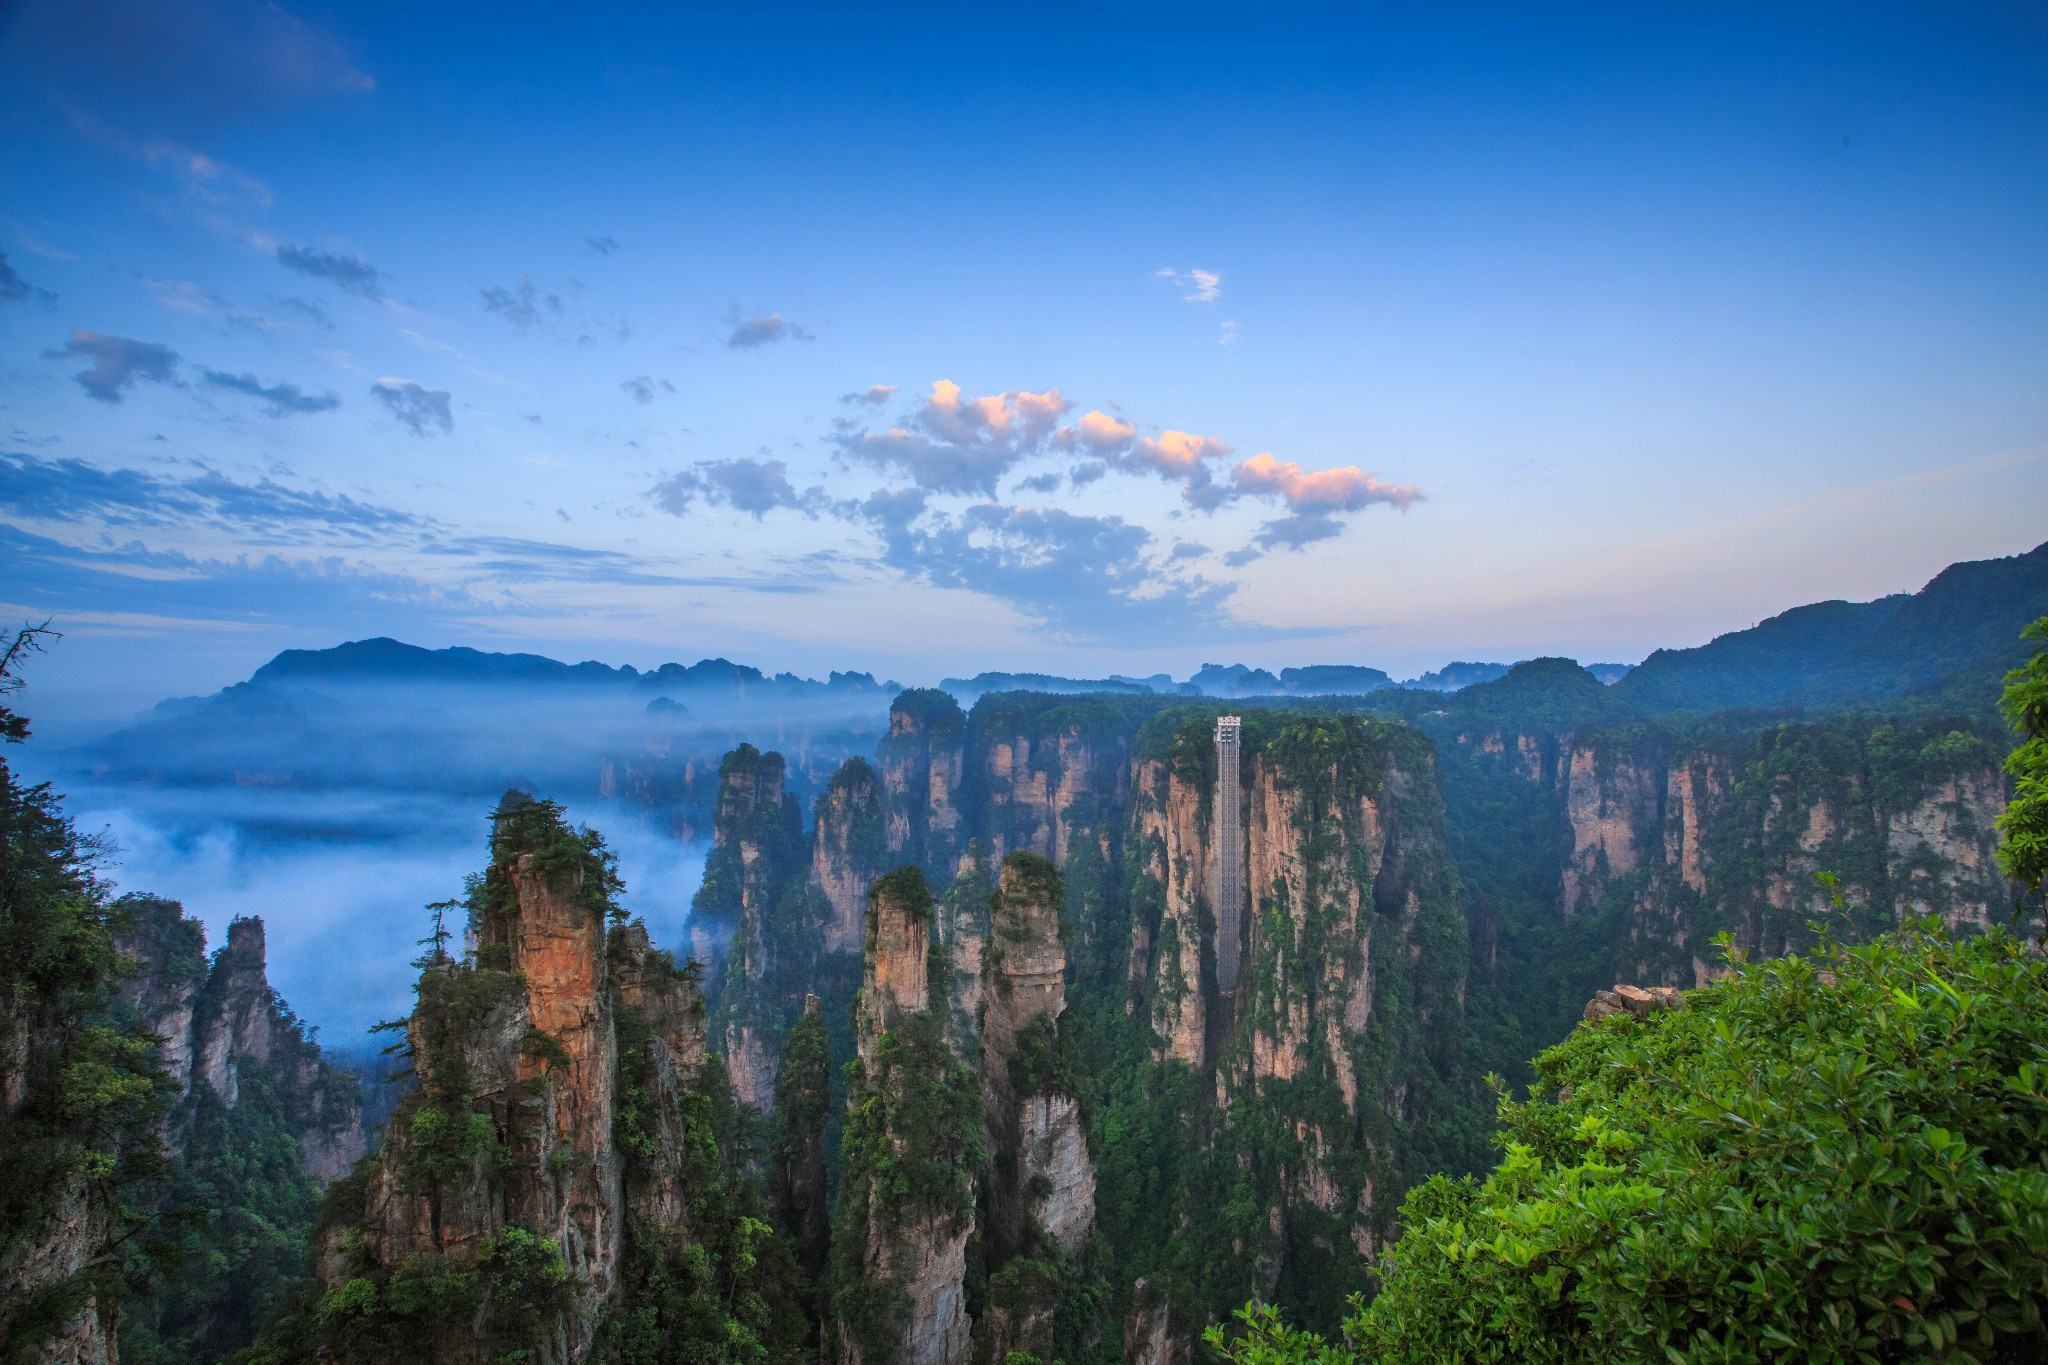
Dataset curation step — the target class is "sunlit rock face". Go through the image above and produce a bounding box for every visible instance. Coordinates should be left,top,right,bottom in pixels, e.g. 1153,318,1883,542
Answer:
855,868,931,1070
313,800,713,1365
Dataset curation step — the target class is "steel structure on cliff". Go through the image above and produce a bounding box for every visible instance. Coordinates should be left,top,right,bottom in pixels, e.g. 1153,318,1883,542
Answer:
1214,714,1244,991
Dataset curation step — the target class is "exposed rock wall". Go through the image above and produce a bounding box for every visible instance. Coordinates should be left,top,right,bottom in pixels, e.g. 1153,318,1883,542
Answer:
933,852,994,1061
813,759,888,954
1108,712,1473,1351
877,689,967,883
324,803,630,1365
833,866,979,1365
303,795,763,1365
979,853,1096,1269
854,869,931,1069
701,745,811,1112
1128,757,1211,1068
113,900,366,1181
1547,720,2013,981
610,922,708,1230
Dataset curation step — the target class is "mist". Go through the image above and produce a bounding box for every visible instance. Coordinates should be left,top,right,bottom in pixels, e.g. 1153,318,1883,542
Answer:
43,778,710,1045
9,639,908,1046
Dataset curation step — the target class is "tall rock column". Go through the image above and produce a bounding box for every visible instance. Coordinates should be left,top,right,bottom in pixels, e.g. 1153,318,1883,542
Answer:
878,689,967,883
852,869,932,1067
318,794,626,1365
832,867,981,1365
813,758,888,954
610,921,708,1230
977,853,1097,1362
698,744,810,1111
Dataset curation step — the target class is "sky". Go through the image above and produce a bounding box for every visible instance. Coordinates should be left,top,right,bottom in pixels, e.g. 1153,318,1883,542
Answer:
3,0,2046,736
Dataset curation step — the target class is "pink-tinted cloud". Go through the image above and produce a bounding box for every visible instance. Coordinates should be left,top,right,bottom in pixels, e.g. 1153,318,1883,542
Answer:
1134,429,1232,476
836,380,1073,495
1231,453,1423,512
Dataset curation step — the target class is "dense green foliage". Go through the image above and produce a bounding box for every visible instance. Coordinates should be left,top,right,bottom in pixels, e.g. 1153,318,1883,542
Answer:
1212,920,2048,1363
0,629,173,1361
1996,617,2048,909
769,1000,832,1308
597,1050,812,1365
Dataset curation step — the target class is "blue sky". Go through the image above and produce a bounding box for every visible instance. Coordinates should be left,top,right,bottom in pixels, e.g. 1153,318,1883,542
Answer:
3,1,2045,732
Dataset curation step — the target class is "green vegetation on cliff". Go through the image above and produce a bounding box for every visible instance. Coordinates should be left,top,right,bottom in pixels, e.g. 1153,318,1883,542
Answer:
1211,918,2048,1364
0,629,173,1360
1996,618,2048,910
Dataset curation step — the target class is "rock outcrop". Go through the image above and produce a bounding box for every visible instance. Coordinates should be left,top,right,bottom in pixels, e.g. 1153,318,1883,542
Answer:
311,797,667,1363
1582,982,1686,1023
813,759,889,953
700,745,810,1111
297,794,808,1365
691,743,805,985
877,689,966,883
979,853,1095,1264
853,869,932,1068
832,867,981,1365
112,907,369,1183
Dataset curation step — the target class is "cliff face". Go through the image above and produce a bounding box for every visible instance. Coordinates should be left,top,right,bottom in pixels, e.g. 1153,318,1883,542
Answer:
114,907,367,1182
701,745,810,1111
853,869,932,1069
974,854,1097,1363
877,690,967,883
813,759,889,954
971,717,1132,868
933,852,994,1061
298,795,800,1365
1101,712,1474,1346
609,922,708,1231
980,853,1093,1254
1549,719,2013,982
106,900,369,1361
1128,756,1211,1068
833,867,981,1365
314,800,625,1364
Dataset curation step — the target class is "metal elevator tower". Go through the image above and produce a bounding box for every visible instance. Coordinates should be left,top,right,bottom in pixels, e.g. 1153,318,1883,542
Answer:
1213,715,1244,991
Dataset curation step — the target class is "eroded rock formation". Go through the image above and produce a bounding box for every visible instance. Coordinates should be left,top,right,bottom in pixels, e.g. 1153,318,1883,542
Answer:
701,745,810,1111
308,795,727,1365
114,908,368,1182
877,689,967,882
833,867,980,1365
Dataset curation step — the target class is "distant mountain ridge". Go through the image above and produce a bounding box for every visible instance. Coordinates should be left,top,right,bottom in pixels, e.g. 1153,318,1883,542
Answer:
249,636,900,697
1614,540,2048,714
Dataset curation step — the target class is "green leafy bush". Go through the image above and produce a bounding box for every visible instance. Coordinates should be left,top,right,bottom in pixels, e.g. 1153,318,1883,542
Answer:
1997,616,2048,909
1211,920,2048,1363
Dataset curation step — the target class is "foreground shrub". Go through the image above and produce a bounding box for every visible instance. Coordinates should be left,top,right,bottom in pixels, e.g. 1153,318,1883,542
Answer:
1213,920,2048,1363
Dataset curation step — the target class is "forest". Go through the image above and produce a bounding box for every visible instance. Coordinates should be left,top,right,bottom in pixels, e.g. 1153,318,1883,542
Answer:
2,549,2045,1364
